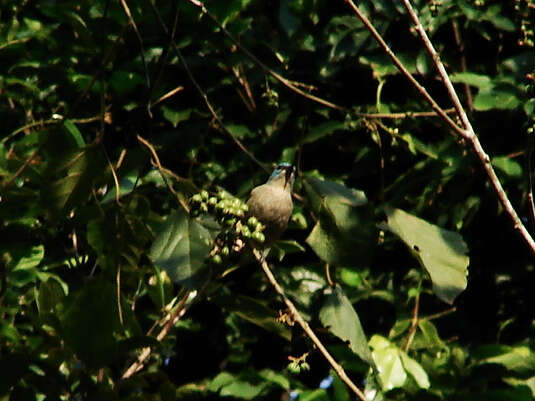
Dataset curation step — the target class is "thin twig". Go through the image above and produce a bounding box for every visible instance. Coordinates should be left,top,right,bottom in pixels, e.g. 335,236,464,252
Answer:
148,2,268,173
121,291,191,379
119,0,151,97
423,306,456,321
526,147,535,228
403,293,419,352
187,0,346,112
358,108,455,119
2,147,40,189
252,249,367,401
400,0,535,254
136,134,190,212
117,266,124,326
451,20,473,113
150,86,185,108
342,0,465,138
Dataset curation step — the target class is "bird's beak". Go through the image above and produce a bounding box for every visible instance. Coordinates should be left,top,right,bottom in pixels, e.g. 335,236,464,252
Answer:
284,167,293,189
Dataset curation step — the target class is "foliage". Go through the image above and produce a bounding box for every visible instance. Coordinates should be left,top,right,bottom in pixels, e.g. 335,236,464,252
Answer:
1,0,535,400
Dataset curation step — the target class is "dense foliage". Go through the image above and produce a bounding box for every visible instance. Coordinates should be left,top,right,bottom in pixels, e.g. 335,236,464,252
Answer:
2,0,535,400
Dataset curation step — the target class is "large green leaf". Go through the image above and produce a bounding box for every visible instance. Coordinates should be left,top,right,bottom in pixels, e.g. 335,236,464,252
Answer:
474,345,535,374
41,145,105,218
319,285,374,366
379,208,469,304
370,335,430,391
305,178,376,267
150,209,212,288
60,279,122,368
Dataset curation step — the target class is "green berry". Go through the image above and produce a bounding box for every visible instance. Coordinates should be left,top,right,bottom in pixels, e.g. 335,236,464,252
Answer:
247,216,259,227
251,232,265,243
221,246,230,256
199,203,209,213
208,197,218,206
200,190,209,200
211,254,222,264
191,194,203,203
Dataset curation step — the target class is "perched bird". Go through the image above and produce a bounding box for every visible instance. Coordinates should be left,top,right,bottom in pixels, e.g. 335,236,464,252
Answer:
246,163,296,248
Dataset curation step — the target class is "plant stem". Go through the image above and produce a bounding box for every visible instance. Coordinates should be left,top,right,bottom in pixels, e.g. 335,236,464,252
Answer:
252,249,368,401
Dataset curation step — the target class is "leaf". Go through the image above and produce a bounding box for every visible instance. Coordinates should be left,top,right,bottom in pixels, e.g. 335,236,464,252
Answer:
41,145,105,218
474,345,535,374
150,209,212,288
319,286,374,366
370,335,429,390
399,352,430,389
60,279,122,368
370,335,406,391
451,72,493,90
473,87,522,111
101,172,139,203
379,208,469,304
215,294,291,340
305,178,376,267
162,107,192,128
37,278,66,315
63,120,85,147
299,121,346,144
492,156,522,179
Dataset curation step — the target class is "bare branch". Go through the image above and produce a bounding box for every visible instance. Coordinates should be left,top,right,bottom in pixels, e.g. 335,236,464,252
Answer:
252,249,368,401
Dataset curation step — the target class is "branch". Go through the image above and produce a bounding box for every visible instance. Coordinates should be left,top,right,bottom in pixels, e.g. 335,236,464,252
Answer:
342,0,465,138
252,249,368,401
121,291,191,379
148,2,268,173
343,0,535,255
187,0,346,112
400,0,535,255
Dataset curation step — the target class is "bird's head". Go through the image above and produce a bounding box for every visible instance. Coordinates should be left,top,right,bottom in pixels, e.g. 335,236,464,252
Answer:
267,162,296,190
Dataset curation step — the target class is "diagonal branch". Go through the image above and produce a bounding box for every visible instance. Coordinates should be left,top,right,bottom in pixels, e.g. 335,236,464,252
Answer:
187,0,346,112
399,0,535,255
342,0,535,255
148,2,268,173
342,0,465,138
252,248,368,401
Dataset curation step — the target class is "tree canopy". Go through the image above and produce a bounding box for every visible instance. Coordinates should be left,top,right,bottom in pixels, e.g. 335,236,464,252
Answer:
2,0,535,400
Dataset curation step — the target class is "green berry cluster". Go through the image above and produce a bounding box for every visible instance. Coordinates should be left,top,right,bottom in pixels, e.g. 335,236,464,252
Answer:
190,190,265,265
287,355,310,374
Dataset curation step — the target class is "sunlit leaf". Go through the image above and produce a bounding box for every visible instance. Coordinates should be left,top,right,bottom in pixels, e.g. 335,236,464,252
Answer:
150,209,212,288
379,208,469,304
319,285,374,365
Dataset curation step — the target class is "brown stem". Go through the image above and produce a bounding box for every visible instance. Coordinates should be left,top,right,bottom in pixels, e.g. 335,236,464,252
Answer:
252,249,368,401
121,291,191,379
451,20,473,113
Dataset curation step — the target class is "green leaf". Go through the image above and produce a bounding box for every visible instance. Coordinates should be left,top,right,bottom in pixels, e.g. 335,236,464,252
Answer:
399,352,430,389
37,278,66,315
162,107,192,128
299,121,346,144
319,285,374,365
60,279,122,368
305,178,376,267
379,208,469,304
215,294,291,340
63,120,85,147
451,72,493,90
41,145,105,218
473,87,522,111
475,345,535,374
150,209,212,288
101,172,138,203
370,335,406,391
492,156,522,179
209,370,278,399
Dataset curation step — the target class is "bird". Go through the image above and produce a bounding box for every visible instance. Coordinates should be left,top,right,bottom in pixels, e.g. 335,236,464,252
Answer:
246,163,296,249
